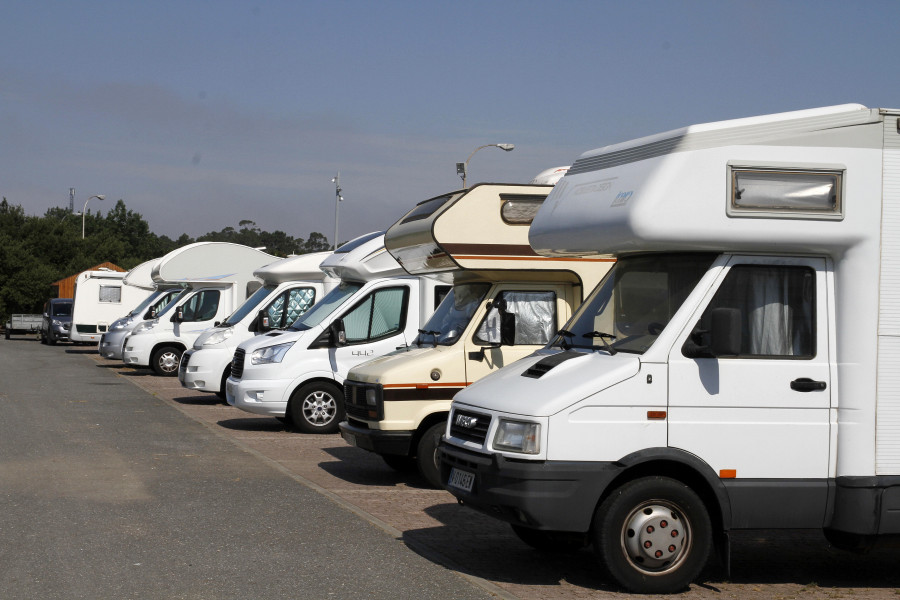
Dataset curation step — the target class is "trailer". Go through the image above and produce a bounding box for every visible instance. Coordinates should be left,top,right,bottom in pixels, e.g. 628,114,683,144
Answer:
4,314,42,339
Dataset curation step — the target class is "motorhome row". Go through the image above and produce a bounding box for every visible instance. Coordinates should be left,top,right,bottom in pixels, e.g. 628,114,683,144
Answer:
23,104,900,594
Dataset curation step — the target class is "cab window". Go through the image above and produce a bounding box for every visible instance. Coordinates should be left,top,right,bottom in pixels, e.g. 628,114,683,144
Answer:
342,287,409,344
474,291,556,345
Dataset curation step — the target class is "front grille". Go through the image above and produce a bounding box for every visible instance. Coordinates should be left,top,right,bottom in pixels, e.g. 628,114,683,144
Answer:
231,348,246,379
449,409,491,445
343,380,383,421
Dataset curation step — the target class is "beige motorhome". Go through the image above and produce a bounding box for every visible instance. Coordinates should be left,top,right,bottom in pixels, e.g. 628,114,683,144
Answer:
339,183,612,486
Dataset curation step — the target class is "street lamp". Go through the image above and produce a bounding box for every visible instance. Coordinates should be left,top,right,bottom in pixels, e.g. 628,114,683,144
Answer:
331,173,343,250
81,194,105,239
456,143,515,188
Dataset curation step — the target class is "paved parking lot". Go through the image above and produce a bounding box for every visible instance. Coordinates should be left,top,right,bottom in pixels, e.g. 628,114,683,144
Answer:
16,340,900,599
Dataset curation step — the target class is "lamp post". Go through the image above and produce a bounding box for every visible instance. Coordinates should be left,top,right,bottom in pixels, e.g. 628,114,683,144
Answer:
456,143,515,188
81,194,105,239
331,173,343,250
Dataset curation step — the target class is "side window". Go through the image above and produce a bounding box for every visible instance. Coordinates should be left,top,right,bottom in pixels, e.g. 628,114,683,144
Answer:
474,291,557,345
99,285,122,303
341,287,409,344
687,265,815,358
266,287,316,329
181,290,221,322
434,285,452,310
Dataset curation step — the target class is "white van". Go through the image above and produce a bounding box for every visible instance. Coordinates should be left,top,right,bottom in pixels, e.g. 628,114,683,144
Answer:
70,269,154,344
441,104,900,593
178,251,337,398
122,242,277,376
99,258,180,360
226,232,450,434
340,182,610,486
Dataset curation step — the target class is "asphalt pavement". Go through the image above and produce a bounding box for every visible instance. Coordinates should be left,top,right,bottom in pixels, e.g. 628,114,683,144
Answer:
0,338,493,600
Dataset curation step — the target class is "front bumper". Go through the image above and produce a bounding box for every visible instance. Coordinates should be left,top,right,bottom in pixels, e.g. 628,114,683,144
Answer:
179,347,231,392
339,419,414,456
226,376,292,417
122,334,152,367
100,329,129,359
51,324,71,341
439,441,622,533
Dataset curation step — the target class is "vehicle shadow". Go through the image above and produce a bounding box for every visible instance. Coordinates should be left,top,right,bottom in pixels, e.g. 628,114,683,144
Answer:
171,395,222,406
318,444,435,489
217,417,286,432
65,348,98,355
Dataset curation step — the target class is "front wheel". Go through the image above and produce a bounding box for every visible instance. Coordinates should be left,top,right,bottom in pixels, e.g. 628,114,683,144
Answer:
288,382,344,434
415,422,446,488
591,476,712,594
151,345,182,377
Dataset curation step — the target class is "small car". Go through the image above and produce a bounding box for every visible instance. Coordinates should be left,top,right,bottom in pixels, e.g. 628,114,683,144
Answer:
41,298,73,345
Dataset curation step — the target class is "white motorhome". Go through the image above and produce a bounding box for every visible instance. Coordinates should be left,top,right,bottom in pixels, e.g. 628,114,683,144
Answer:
122,242,277,376
226,232,450,434
70,269,155,344
178,251,338,398
99,258,180,360
440,104,900,593
340,182,611,487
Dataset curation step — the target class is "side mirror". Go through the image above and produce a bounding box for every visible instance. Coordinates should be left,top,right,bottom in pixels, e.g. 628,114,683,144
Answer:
256,309,271,333
331,318,347,346
709,307,741,356
171,308,183,323
468,342,501,362
500,312,516,346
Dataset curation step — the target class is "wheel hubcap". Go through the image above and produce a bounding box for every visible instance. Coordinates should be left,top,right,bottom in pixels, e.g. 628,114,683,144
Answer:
301,391,336,426
159,352,179,373
622,501,691,573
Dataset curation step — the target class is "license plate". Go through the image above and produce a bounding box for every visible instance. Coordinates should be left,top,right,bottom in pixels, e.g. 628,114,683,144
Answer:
448,468,475,493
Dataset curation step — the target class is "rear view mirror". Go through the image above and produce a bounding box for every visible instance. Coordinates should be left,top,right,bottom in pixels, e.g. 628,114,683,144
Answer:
709,307,741,356
331,319,347,346
171,308,184,323
256,309,271,333
500,312,516,346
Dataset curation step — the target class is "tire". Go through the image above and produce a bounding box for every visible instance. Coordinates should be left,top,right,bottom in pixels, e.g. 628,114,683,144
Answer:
214,367,230,401
382,454,417,473
591,476,712,594
151,345,182,377
511,524,588,553
40,330,48,345
415,422,446,488
288,381,344,434
48,331,57,346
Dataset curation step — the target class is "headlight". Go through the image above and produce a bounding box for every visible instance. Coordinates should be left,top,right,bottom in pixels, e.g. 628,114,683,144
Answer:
52,319,62,327
493,420,540,454
202,327,234,346
110,316,134,331
132,320,158,334
251,341,295,365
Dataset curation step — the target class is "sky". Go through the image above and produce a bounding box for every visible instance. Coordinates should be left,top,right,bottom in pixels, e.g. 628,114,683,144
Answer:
2,0,899,246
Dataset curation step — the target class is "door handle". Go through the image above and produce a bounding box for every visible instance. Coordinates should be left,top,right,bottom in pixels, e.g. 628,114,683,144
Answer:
790,378,827,392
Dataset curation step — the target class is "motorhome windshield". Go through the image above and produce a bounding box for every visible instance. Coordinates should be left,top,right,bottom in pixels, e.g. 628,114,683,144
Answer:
289,281,362,331
413,283,490,346
155,289,189,318
554,254,715,355
128,291,162,317
222,284,276,327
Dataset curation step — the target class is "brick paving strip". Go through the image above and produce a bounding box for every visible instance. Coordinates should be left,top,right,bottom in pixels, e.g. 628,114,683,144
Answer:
89,353,900,600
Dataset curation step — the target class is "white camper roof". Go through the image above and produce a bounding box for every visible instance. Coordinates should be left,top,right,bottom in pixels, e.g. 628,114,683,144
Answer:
253,251,334,285
386,183,579,273
319,232,407,282
122,258,159,289
530,104,891,257
77,269,126,282
151,242,278,285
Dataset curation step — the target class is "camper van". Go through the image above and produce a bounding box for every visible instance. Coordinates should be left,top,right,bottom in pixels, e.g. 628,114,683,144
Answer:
70,269,155,344
122,242,277,376
99,258,180,360
440,104,900,593
178,251,337,398
226,232,450,434
340,183,611,487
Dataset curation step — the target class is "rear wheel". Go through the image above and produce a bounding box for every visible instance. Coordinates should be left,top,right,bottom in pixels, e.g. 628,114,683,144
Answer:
415,422,446,488
591,476,712,594
288,382,344,434
151,345,182,377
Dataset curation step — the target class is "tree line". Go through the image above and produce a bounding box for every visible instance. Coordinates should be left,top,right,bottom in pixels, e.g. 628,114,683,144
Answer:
0,198,333,321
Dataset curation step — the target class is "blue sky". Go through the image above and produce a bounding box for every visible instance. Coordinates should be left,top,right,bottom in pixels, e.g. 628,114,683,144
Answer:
2,0,898,244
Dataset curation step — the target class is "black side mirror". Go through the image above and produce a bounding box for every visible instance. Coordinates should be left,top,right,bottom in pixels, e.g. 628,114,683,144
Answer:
331,318,347,347
468,342,501,362
709,307,741,356
171,308,183,323
500,312,516,346
256,309,271,333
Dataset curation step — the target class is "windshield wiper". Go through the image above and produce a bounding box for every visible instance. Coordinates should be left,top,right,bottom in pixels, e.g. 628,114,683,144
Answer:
556,328,576,350
417,329,441,348
583,331,618,355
